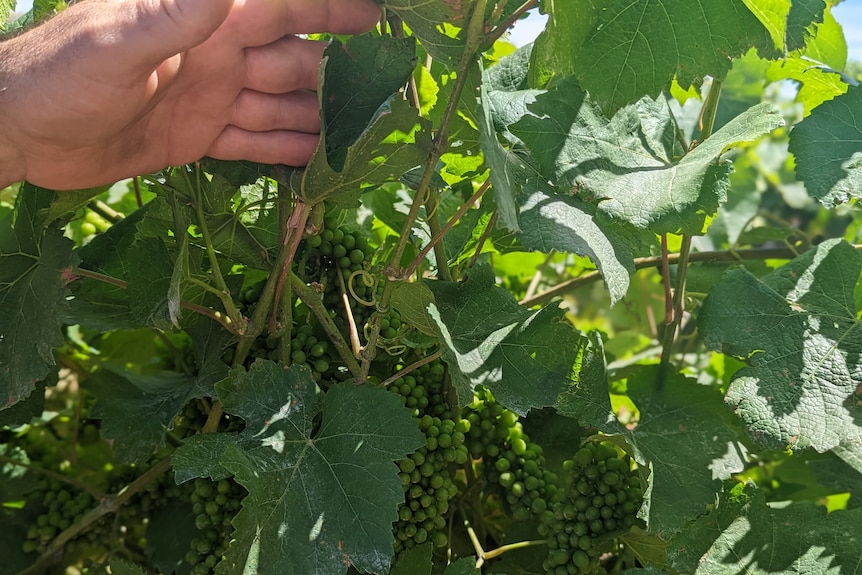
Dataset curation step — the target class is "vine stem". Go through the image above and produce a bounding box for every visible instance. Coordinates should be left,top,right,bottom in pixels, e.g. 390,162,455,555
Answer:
484,0,539,46
186,165,247,334
363,0,489,379
402,180,492,279
290,271,364,381
380,351,442,387
72,268,239,334
0,456,104,499
459,508,545,568
519,244,862,307
16,456,172,575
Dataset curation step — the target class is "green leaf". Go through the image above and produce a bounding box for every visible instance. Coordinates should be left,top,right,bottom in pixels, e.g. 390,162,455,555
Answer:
146,502,196,575
478,82,533,232
320,35,417,170
0,0,14,29
381,0,469,67
555,332,618,431
292,36,428,207
0,378,48,428
66,205,149,331
789,84,862,207
511,80,783,234
427,265,588,414
517,188,637,304
0,184,74,409
174,361,424,575
125,237,184,330
296,97,429,208
529,0,602,87
390,543,433,575
85,367,214,464
621,366,747,535
391,281,438,336
667,482,862,575
784,0,826,53
444,558,480,575
619,526,668,568
573,0,774,114
699,239,862,471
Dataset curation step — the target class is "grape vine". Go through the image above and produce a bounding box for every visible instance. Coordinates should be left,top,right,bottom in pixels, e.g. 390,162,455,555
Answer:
3,1,862,575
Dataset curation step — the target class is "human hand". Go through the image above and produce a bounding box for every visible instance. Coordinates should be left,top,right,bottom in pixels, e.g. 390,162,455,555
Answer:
0,0,381,190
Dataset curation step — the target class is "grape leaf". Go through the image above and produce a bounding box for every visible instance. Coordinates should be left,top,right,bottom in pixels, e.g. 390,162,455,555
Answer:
784,0,825,52
554,332,618,432
85,367,215,464
621,366,748,535
573,0,774,114
292,36,429,207
699,239,862,471
381,0,469,68
517,188,637,304
789,84,862,207
426,265,588,414
173,361,424,575
390,543,432,575
125,237,187,330
667,482,862,575
619,527,668,569
478,82,533,232
146,502,196,575
0,184,74,410
66,206,142,330
510,80,784,235
85,318,228,463
529,0,601,87
444,558,479,575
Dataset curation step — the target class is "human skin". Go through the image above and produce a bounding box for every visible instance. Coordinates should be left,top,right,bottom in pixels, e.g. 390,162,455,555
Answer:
0,0,381,190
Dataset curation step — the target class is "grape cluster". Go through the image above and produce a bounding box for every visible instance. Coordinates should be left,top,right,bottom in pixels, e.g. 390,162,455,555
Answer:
540,441,643,575
221,279,338,379
462,387,557,522
183,477,246,575
23,479,95,554
388,358,466,555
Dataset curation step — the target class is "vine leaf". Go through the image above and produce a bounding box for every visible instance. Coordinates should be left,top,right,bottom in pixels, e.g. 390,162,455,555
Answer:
511,80,783,235
427,265,588,414
517,188,638,304
66,205,148,331
173,361,424,575
555,332,617,432
571,0,774,114
381,0,469,68
622,366,747,536
0,184,75,410
667,482,862,574
789,84,862,207
293,35,429,207
699,239,862,471
529,0,600,87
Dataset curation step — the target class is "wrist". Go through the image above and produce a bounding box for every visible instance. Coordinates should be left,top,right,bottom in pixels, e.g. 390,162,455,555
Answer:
0,40,29,188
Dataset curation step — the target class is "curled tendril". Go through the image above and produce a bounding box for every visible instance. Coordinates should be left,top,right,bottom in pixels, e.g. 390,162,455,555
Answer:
383,344,408,356
347,269,377,306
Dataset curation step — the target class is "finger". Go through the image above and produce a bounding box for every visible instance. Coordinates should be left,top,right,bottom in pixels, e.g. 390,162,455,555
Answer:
244,36,326,93
111,0,234,72
207,126,320,166
231,90,321,133
229,0,380,46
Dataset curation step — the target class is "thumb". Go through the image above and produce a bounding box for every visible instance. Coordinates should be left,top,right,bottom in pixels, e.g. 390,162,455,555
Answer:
116,0,234,70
